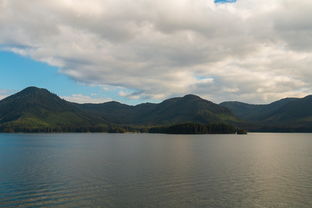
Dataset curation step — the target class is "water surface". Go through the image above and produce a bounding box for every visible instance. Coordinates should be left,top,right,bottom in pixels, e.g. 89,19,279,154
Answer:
0,133,311,207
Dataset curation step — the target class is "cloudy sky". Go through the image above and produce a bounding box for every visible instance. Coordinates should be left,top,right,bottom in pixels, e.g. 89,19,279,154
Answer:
0,0,312,104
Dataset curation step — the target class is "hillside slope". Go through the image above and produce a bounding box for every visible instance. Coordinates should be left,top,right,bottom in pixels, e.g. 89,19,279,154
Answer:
221,96,312,131
0,87,239,132
81,94,239,125
0,87,107,131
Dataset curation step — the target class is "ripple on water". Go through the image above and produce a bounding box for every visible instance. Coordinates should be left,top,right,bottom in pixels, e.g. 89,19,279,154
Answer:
0,133,312,208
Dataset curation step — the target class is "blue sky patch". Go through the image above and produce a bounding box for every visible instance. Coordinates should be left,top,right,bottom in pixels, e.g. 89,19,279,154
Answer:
0,51,146,104
215,0,237,3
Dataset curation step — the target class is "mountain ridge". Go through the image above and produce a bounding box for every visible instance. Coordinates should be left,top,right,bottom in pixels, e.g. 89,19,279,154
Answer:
0,87,238,132
220,96,312,131
1,86,312,132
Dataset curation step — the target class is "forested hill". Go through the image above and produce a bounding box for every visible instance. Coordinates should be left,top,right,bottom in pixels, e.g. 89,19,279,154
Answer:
0,87,238,132
1,86,311,133
80,94,238,125
0,87,108,132
221,96,312,132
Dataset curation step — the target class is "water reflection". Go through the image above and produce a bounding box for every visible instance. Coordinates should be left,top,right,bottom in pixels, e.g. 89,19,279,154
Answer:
0,133,311,207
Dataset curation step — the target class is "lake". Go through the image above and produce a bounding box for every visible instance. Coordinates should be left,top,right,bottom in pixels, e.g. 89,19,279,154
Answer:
0,133,311,208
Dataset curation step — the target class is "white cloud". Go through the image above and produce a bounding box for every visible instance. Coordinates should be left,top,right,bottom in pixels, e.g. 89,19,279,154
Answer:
0,95,7,100
62,94,111,104
0,89,14,100
1,0,312,103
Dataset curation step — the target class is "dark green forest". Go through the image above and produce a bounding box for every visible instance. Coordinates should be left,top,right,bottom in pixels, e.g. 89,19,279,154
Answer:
0,87,312,133
149,123,236,134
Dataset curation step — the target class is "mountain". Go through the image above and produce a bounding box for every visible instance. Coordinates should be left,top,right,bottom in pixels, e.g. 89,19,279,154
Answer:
137,94,237,125
81,94,238,125
264,95,312,125
221,96,312,131
0,87,107,132
0,87,238,132
3,86,311,133
220,98,298,121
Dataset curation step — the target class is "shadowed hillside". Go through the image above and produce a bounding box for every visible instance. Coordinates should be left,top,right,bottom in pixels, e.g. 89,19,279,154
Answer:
1,86,311,133
0,87,238,132
221,96,312,131
81,94,238,125
0,87,109,132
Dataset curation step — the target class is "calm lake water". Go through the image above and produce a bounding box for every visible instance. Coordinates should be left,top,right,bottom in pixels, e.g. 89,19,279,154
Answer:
0,133,311,208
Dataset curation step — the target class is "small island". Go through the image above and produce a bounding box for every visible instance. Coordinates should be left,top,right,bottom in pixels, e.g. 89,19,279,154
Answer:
149,123,236,134
236,129,248,135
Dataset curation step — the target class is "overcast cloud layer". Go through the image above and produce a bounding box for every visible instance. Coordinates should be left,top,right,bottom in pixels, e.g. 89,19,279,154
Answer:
1,0,312,103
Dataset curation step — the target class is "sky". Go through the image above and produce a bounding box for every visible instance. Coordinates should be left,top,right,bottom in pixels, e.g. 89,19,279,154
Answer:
215,0,236,3
0,0,312,104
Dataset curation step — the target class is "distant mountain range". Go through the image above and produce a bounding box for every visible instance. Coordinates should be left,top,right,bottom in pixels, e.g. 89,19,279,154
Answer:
221,96,312,132
0,87,237,133
0,87,311,132
80,94,238,125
